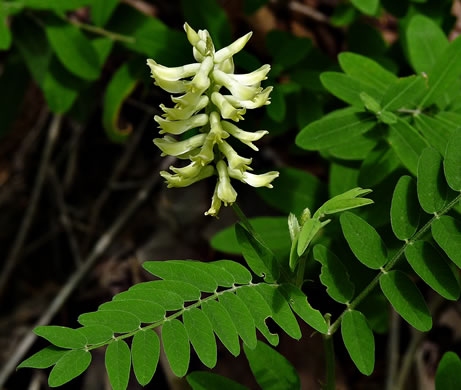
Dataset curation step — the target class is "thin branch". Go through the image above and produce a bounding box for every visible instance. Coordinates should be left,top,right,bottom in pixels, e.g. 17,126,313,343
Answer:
286,1,330,23
323,334,336,390
48,168,83,267
67,18,136,44
0,114,63,298
0,156,175,388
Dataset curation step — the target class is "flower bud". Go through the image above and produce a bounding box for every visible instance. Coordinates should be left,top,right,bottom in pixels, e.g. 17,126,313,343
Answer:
153,133,206,156
218,141,252,170
160,165,214,188
225,86,273,109
161,95,209,120
155,113,208,135
205,183,222,217
214,32,252,63
170,161,203,177
221,121,268,151
186,56,214,94
211,92,246,121
212,69,261,101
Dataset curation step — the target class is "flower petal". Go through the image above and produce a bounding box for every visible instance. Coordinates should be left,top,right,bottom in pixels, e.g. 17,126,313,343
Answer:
221,121,268,150
212,69,261,101
216,160,237,205
214,32,252,63
218,141,252,170
161,95,209,120
242,171,279,188
155,113,208,135
160,165,214,188
153,133,207,156
147,59,200,81
211,92,246,121
205,183,222,217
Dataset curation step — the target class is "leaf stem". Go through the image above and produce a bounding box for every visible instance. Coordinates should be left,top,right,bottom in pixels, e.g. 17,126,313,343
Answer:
328,192,461,335
323,333,336,390
68,19,136,43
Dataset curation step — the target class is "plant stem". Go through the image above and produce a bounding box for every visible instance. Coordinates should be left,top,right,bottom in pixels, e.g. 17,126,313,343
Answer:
232,202,259,239
328,192,461,335
69,19,136,43
323,334,336,390
296,249,309,288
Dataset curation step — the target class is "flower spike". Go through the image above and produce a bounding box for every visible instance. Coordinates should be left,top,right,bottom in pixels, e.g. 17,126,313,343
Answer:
148,23,278,216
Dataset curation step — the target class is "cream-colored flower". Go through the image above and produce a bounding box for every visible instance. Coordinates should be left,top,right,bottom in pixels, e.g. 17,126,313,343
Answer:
148,22,278,216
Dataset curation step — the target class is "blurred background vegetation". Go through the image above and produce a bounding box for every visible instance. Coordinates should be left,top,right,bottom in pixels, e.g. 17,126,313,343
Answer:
1,0,460,389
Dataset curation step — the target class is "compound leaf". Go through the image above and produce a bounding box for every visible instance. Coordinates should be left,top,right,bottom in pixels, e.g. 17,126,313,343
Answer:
130,280,200,301
76,325,113,345
341,310,375,375
114,289,183,311
99,300,165,323
340,212,388,269
162,319,190,377
105,340,131,390
405,240,460,300
379,270,432,331
381,75,427,111
48,350,91,387
212,260,252,285
131,330,160,386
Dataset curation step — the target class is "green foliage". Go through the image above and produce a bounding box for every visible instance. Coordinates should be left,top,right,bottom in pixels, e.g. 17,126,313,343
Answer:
435,352,461,390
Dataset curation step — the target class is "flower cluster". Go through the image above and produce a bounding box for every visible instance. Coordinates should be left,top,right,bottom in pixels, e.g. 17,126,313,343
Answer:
147,23,279,216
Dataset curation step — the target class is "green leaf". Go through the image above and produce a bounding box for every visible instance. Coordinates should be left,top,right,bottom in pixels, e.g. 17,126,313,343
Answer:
317,196,374,216
313,245,355,304
219,291,257,349
338,52,397,93
0,8,11,50
187,371,249,390
254,284,301,340
130,280,201,301
432,216,461,268
296,218,323,258
162,319,190,377
340,212,388,269
320,72,379,106
350,0,379,15
266,86,286,123
99,299,165,323
379,270,432,331
211,217,290,256
279,283,328,334
266,30,312,69
78,310,140,333
359,143,400,187
444,129,461,190
329,161,359,198
414,114,452,156
105,340,131,390
388,119,428,175
435,352,461,390
406,14,448,73
45,14,100,81
244,341,300,390
212,260,252,285
91,0,119,26
256,167,325,215
421,36,461,107
131,330,160,386
102,58,145,143
34,326,87,349
236,286,279,346
48,350,92,387
76,325,113,345
143,261,218,292
341,310,375,375
296,112,376,151
331,3,357,26
18,346,68,369
182,308,217,368
360,92,381,114
236,224,279,282
417,148,448,213
381,75,427,111
114,289,183,311
171,260,234,287
391,176,420,240
405,241,460,300
202,300,240,357
327,130,379,160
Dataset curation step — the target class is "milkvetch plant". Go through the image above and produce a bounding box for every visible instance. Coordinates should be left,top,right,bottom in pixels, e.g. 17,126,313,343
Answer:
148,23,278,216
16,10,461,390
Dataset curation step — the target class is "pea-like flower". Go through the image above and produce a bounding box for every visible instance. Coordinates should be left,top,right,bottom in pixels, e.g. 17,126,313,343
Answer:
148,23,279,216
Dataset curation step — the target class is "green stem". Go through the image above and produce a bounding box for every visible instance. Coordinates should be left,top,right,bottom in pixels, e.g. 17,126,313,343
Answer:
296,249,309,288
69,20,136,43
328,192,461,335
323,334,336,390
